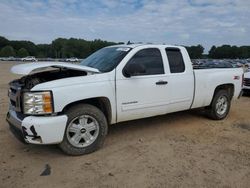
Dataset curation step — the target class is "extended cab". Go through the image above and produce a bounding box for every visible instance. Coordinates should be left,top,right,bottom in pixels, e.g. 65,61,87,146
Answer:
6,44,243,155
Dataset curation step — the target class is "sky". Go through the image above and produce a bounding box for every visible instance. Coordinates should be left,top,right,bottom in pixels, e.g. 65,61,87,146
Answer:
0,0,249,52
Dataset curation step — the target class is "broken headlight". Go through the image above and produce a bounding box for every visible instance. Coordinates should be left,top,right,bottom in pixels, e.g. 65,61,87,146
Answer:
23,91,53,115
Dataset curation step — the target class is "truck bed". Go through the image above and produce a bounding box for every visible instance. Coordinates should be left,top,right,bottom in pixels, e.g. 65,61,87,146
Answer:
191,68,243,109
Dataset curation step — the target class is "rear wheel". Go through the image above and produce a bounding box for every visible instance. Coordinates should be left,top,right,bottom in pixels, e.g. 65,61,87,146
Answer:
59,104,108,155
207,90,231,120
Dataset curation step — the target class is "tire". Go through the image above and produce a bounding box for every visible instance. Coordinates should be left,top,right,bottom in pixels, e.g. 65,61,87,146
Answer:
207,90,231,120
59,104,108,155
243,89,250,96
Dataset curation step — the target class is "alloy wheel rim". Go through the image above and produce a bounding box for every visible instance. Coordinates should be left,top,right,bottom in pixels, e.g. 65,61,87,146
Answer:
215,96,228,116
66,115,99,148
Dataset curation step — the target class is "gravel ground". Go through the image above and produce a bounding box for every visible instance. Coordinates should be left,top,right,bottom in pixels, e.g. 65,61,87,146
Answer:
0,61,250,188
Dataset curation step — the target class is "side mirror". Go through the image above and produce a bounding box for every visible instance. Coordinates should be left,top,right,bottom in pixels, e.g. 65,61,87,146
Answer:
123,63,146,77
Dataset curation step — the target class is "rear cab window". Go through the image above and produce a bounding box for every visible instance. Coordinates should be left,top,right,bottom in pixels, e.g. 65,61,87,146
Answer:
165,48,185,73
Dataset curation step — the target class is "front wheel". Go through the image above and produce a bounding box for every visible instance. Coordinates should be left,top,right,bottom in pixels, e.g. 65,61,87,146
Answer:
207,90,231,120
59,104,108,155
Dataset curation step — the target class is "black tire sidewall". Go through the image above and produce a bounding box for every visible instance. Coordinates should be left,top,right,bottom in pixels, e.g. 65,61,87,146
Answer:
210,90,231,120
59,104,108,155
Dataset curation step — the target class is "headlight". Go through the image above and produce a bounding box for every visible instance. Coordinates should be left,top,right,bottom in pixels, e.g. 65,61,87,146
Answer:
23,91,53,115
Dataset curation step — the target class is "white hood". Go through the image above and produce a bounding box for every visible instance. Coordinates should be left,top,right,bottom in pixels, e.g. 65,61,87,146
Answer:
11,62,100,75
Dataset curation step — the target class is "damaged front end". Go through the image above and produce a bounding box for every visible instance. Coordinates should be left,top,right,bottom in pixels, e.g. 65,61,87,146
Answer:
6,108,40,144
6,109,68,144
6,76,68,144
7,111,27,144
7,110,43,144
5,63,96,144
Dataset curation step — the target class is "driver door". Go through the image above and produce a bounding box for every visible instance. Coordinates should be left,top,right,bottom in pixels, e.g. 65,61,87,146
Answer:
116,48,171,122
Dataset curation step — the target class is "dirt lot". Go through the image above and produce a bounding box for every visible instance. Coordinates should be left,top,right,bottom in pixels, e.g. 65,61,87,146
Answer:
0,61,250,188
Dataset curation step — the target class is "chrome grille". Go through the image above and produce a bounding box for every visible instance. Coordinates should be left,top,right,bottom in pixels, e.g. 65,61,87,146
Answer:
8,82,22,112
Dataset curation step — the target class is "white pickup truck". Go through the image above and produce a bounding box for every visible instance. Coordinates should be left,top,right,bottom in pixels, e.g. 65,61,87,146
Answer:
6,44,243,155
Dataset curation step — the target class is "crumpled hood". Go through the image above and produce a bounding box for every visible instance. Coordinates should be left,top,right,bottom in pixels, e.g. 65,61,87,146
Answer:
11,62,100,75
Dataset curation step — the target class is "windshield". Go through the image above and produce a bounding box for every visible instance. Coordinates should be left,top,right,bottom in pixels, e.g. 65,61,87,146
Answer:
80,47,131,72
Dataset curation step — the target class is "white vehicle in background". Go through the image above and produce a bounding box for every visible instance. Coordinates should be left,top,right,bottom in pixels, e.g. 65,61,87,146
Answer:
0,57,18,61
21,56,37,62
65,57,79,62
243,72,250,92
6,56,16,61
7,44,243,155
245,63,250,72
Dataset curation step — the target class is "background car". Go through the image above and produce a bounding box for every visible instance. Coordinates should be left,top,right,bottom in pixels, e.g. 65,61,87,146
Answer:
65,57,79,62
21,56,38,62
6,56,16,61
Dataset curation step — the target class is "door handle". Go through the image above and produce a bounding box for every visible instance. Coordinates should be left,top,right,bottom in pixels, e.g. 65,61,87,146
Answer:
155,80,168,85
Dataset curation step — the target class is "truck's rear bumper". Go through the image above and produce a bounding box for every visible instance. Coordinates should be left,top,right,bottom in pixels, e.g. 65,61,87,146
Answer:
6,110,68,144
243,85,250,90
238,90,243,99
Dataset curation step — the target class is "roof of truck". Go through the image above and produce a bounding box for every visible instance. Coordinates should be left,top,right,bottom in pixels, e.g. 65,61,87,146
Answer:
106,43,183,49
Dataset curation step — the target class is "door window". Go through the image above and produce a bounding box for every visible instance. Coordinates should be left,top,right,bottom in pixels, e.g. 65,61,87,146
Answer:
125,48,164,76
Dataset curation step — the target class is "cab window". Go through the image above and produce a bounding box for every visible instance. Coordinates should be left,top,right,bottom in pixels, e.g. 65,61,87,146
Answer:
126,48,164,76
165,48,185,73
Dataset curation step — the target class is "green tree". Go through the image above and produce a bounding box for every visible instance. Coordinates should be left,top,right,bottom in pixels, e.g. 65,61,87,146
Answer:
17,48,29,57
238,46,250,59
0,45,16,57
208,45,249,59
51,37,116,58
186,44,204,59
0,36,9,49
208,45,216,58
4,34,250,59
51,38,67,58
37,44,53,58
10,40,37,56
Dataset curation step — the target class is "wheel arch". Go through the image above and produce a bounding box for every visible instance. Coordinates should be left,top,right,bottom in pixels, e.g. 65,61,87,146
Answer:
62,97,112,124
211,83,235,104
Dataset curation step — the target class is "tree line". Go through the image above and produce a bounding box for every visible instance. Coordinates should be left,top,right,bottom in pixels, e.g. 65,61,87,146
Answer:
208,45,250,59
0,36,118,58
0,36,250,59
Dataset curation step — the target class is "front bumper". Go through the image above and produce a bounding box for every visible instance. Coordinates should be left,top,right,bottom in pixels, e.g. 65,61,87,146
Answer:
6,110,68,144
